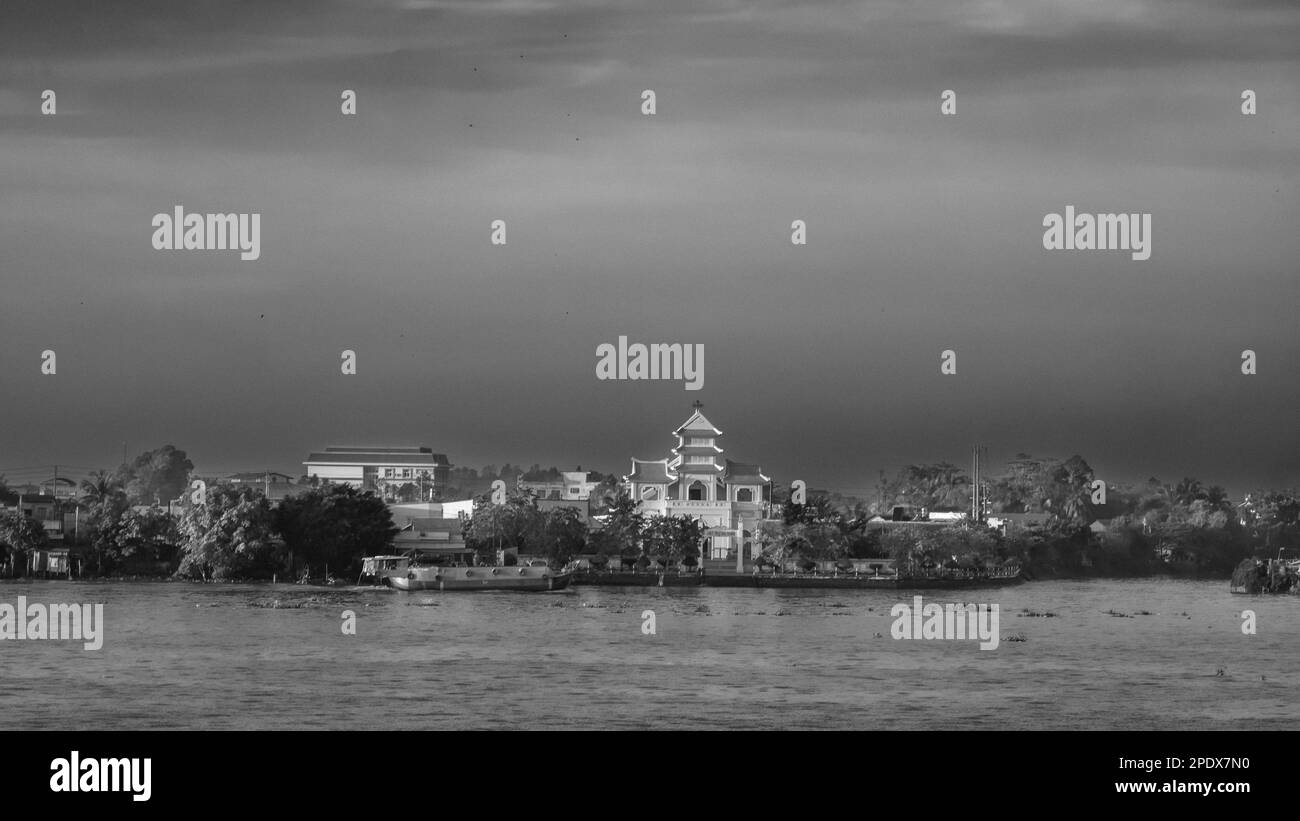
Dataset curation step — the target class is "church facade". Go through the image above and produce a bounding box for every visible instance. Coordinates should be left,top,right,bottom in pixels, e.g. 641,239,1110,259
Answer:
623,403,772,569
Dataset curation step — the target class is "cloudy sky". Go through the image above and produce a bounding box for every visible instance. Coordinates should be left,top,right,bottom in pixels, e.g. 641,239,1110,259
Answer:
0,0,1296,496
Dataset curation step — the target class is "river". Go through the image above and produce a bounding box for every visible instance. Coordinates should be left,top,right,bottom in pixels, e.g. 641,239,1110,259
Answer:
1,578,1295,730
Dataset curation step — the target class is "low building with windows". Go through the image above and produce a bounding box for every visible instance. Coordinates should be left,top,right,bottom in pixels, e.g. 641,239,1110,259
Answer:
303,446,452,503
623,403,772,571
223,471,303,501
519,470,599,502
0,491,66,542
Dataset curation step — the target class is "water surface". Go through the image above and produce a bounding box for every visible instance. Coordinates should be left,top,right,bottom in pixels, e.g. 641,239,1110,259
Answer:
1,578,1295,730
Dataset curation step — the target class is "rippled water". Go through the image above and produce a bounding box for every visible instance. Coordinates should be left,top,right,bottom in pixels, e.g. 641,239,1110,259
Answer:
1,578,1295,730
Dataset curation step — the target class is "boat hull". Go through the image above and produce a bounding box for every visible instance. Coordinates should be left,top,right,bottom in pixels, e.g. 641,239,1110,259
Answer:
572,570,1024,590
388,565,572,592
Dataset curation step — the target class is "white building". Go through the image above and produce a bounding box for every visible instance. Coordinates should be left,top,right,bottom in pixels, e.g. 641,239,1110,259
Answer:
303,446,451,502
623,402,771,570
519,470,600,501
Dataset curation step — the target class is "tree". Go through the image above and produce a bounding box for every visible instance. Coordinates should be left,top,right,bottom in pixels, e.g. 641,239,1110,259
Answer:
984,453,1095,525
461,490,543,561
538,506,588,568
275,485,398,578
117,445,194,506
99,507,178,570
0,511,48,576
642,515,703,569
79,470,124,509
897,462,970,511
782,493,838,526
79,471,130,574
589,495,645,562
1043,455,1095,526
176,485,276,580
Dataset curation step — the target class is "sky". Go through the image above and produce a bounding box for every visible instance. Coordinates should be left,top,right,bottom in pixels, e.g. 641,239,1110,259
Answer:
0,0,1296,498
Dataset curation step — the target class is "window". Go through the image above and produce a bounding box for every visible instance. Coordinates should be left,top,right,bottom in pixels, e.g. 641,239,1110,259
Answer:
687,437,713,447
688,455,713,464
641,486,659,501
736,488,754,502
688,481,707,501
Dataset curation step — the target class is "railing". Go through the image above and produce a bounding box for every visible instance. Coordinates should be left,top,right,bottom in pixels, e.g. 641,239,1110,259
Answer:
900,565,1021,579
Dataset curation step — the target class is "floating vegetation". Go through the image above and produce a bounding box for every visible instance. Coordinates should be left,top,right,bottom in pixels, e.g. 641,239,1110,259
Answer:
1018,609,1058,618
1003,633,1028,642
1134,610,1155,616
246,591,378,610
775,609,792,616
1104,609,1132,618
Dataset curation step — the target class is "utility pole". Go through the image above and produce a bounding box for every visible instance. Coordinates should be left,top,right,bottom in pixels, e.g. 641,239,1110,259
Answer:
970,445,988,523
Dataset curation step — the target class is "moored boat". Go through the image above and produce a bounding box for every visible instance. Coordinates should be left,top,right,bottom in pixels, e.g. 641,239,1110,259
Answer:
387,564,572,592
1230,553,1299,594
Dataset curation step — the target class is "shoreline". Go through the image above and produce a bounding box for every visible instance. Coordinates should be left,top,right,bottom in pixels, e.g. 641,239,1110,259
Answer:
0,570,1237,587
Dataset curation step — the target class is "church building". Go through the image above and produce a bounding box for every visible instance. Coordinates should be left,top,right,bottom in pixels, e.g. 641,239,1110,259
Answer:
623,402,772,570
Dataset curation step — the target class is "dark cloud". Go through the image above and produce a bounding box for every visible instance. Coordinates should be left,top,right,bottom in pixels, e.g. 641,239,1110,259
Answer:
0,0,1296,495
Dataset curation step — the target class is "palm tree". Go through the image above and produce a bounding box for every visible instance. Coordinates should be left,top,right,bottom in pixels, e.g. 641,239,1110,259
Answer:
1173,477,1204,507
79,470,123,508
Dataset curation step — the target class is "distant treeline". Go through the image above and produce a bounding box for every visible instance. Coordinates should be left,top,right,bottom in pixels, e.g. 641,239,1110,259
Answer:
1,447,1294,581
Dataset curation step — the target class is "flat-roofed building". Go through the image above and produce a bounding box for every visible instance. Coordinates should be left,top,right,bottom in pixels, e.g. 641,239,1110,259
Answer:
303,446,452,503
520,470,600,502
